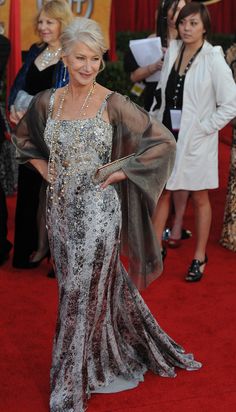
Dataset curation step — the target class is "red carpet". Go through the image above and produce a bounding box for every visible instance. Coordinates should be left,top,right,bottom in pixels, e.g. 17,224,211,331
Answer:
1,129,236,412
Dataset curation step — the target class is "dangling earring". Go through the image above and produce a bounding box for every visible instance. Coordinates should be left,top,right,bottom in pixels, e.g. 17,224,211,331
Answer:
63,64,67,82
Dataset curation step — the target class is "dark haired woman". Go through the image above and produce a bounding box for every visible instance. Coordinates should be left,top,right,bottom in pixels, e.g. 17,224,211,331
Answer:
152,1,236,281
157,0,190,49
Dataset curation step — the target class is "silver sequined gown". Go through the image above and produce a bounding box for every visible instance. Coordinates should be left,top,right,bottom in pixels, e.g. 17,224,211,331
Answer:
44,94,201,412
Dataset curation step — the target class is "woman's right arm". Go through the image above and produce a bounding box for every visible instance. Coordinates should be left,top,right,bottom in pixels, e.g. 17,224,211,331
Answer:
12,90,50,165
13,106,49,182
130,60,163,83
108,93,176,209
9,105,26,125
124,48,162,83
199,51,236,135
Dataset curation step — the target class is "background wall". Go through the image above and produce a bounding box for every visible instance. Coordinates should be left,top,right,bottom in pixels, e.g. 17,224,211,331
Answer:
113,0,236,34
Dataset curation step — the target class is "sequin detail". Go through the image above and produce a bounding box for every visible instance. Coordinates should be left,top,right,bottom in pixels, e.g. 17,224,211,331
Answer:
44,94,202,412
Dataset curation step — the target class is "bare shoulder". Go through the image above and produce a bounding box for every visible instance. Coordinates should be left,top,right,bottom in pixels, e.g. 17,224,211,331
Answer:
95,83,112,99
54,86,67,101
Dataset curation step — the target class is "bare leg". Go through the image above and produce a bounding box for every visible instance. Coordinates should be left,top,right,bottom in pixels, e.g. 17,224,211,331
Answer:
152,190,171,247
171,190,190,239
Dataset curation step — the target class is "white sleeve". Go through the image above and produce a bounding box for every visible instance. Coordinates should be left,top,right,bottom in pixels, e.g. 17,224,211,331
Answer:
200,51,236,135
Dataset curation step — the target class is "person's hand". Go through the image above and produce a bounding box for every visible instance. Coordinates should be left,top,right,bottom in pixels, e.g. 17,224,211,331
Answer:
9,106,19,124
154,59,163,71
162,47,167,55
100,170,127,189
148,59,163,74
9,105,25,125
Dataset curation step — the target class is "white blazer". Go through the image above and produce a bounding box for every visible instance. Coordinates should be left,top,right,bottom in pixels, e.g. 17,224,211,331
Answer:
151,40,236,190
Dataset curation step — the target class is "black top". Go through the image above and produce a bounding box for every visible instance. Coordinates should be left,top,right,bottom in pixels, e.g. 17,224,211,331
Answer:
124,49,157,111
24,62,57,96
162,44,203,141
162,65,185,141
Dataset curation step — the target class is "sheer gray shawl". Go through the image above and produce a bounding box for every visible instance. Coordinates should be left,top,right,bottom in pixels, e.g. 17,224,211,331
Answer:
12,88,176,289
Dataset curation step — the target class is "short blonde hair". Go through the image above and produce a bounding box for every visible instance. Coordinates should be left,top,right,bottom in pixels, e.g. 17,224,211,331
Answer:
34,0,74,36
60,17,107,57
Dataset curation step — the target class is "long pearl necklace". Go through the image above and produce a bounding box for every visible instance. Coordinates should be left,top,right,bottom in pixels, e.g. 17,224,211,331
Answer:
48,82,96,202
38,46,62,70
172,44,203,109
55,82,96,121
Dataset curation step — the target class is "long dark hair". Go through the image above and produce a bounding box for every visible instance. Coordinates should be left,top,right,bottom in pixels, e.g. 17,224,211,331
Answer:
156,0,185,47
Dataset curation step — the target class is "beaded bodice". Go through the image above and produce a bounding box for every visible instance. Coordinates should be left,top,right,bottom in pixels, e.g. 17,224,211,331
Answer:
44,92,113,200
42,91,202,412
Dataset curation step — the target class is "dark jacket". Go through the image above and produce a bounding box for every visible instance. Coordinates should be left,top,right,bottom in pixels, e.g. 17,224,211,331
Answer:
8,43,67,108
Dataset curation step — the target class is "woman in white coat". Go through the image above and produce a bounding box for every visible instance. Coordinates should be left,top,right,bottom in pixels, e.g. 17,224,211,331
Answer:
151,1,236,281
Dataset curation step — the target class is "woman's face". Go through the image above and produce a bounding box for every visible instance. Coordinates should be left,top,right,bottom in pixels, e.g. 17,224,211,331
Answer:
37,11,61,45
178,13,206,45
167,0,186,29
63,42,102,86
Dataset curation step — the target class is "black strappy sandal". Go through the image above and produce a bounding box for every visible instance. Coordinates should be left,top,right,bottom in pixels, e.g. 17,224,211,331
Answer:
185,255,208,282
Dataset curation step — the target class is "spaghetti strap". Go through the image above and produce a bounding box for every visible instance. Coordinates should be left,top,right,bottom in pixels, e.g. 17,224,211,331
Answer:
96,92,114,118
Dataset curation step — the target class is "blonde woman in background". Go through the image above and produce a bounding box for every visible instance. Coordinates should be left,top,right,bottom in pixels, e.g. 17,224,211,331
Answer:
9,0,73,272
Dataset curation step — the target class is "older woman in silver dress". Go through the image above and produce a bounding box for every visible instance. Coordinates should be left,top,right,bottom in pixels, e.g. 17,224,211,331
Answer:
13,17,201,412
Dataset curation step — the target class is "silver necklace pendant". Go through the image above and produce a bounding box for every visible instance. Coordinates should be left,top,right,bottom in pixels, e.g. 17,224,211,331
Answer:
39,46,62,69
